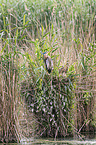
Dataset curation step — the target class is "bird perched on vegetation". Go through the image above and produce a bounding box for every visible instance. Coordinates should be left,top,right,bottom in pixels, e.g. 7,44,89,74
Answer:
43,52,53,73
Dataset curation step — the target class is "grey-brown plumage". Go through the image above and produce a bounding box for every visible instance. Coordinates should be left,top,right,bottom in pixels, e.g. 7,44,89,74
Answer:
43,52,53,73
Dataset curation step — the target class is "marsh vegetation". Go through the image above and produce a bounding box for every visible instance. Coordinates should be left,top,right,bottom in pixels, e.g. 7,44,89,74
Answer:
0,0,96,143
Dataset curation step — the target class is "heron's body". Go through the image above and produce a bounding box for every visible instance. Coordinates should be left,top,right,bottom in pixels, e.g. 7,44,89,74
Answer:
43,53,53,73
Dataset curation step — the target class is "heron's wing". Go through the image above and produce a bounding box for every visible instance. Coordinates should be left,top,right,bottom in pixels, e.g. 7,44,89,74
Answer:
51,59,53,68
46,58,50,69
47,57,53,69
48,57,53,68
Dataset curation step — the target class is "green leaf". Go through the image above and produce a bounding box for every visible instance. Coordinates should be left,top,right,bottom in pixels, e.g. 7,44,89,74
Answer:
52,47,59,53
1,41,8,53
23,14,25,26
42,31,50,38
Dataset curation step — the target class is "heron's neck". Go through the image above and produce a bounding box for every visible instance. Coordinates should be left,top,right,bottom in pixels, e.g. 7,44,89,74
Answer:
44,54,48,59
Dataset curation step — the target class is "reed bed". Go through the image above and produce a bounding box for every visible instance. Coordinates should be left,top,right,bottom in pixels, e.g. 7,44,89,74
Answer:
0,0,96,143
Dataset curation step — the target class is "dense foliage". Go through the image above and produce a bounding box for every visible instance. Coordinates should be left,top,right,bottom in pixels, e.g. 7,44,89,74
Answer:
0,0,96,143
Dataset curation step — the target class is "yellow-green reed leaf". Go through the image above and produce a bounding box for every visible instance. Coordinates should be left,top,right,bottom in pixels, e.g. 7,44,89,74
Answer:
41,25,44,36
16,29,18,37
25,20,29,25
25,52,33,63
1,41,8,53
11,27,17,31
15,29,18,44
23,14,25,26
52,34,55,40
0,3,4,13
51,23,53,32
42,32,50,38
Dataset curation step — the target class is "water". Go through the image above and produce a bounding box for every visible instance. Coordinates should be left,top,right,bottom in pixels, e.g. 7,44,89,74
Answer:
0,140,96,145
0,134,96,145
18,139,96,145
19,135,96,145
